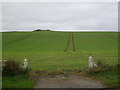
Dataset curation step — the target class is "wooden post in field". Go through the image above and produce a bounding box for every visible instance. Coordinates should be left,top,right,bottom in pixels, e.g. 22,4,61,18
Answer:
64,32,76,51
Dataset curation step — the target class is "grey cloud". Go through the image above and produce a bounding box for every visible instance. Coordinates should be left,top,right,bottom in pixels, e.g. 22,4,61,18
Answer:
2,2,118,31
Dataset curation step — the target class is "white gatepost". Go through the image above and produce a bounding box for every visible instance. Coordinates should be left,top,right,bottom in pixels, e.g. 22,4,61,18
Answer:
24,59,28,69
88,56,97,68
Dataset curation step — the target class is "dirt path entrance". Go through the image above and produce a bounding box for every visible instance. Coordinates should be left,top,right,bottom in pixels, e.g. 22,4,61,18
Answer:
35,75,105,88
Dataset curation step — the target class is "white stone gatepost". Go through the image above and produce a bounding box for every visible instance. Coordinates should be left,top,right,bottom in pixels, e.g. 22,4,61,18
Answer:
24,59,28,69
88,56,97,68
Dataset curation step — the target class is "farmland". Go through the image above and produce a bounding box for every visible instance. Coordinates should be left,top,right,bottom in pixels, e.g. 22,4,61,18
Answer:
2,31,119,88
2,31,118,71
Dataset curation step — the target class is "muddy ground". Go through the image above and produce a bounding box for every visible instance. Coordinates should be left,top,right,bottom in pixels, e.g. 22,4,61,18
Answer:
35,75,105,88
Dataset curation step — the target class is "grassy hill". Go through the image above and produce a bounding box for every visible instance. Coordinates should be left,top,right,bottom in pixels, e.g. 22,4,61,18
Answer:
2,31,118,52
2,31,118,71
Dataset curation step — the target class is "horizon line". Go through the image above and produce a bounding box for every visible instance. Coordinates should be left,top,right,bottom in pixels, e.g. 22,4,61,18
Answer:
1,29,118,32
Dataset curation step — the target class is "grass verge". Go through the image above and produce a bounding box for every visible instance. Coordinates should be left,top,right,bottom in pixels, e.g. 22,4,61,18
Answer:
2,75,35,88
80,62,119,88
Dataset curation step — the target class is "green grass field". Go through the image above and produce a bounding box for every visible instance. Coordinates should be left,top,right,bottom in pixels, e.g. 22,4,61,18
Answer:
2,31,118,71
2,31,119,88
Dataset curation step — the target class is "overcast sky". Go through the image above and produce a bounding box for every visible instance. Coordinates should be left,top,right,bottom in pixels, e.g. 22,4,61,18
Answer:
2,2,118,31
